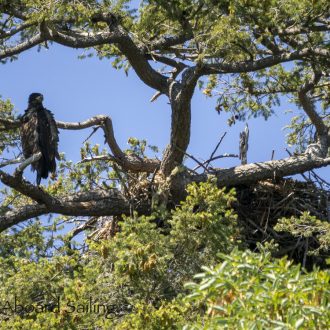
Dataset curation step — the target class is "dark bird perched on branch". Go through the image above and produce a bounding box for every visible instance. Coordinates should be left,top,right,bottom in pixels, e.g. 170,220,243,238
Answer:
20,93,59,185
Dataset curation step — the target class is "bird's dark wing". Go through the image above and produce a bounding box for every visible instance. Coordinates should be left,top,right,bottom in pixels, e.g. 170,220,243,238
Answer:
20,106,59,184
20,109,40,164
37,109,59,175
44,109,60,160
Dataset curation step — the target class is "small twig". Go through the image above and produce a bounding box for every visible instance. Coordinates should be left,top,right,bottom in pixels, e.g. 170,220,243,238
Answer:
83,126,101,143
150,91,162,102
175,146,210,173
193,154,238,171
78,155,115,164
285,148,311,182
204,132,227,168
309,170,330,188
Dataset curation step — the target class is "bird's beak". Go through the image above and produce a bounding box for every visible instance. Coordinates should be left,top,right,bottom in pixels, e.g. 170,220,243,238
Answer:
36,95,43,102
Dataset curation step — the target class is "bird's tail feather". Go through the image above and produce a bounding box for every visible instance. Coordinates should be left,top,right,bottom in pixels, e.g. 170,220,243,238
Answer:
35,154,52,185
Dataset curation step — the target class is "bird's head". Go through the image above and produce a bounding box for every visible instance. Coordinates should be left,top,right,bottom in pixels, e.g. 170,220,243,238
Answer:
28,93,44,106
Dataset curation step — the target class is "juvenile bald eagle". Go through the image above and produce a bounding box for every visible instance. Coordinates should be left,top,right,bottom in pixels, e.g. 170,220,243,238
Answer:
20,93,59,185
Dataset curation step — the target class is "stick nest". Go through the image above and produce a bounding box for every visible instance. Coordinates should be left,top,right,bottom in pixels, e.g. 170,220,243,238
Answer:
235,178,330,269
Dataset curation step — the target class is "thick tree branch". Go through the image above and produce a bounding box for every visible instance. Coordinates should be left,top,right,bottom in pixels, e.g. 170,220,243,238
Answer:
0,33,45,60
0,15,169,94
298,92,328,135
0,115,160,173
0,21,34,39
192,155,330,187
1,153,329,231
90,13,169,93
0,157,24,168
277,23,330,36
39,23,121,49
0,170,57,205
199,48,329,76
0,204,48,231
0,173,149,232
150,32,194,51
58,115,160,173
298,72,327,133
298,72,329,156
161,67,201,175
161,82,191,175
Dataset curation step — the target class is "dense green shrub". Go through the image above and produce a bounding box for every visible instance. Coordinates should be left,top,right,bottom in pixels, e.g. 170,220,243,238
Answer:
0,181,238,328
0,182,328,329
184,247,330,330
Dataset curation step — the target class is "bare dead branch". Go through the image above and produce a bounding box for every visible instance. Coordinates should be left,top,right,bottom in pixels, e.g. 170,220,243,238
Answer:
0,115,160,173
176,146,211,173
14,152,41,176
147,53,187,71
193,154,239,171
78,155,115,164
239,124,249,165
60,115,160,172
150,92,162,103
0,156,24,168
205,132,227,168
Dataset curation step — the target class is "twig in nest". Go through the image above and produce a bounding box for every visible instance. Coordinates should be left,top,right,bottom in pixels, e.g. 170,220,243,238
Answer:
285,148,310,182
205,132,227,168
175,146,210,173
193,153,238,171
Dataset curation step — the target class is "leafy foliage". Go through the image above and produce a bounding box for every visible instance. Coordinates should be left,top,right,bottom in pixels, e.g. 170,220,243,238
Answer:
0,182,329,329
184,247,330,330
0,181,238,328
275,212,330,257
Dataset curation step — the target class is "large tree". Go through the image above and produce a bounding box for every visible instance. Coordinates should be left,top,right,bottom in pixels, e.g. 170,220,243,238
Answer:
0,0,329,232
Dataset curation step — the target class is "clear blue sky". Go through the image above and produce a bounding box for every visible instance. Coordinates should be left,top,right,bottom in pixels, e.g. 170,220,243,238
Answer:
0,44,328,180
